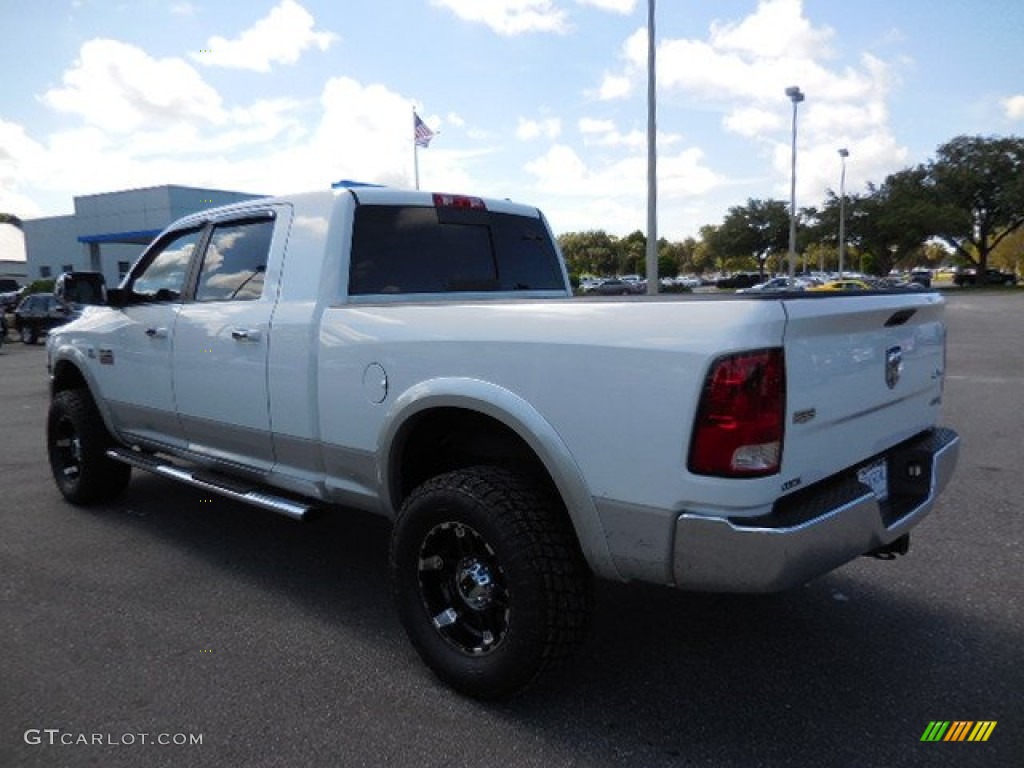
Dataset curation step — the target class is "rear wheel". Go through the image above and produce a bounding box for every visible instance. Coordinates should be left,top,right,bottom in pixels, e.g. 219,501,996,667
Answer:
21,325,37,344
390,466,592,699
47,389,131,505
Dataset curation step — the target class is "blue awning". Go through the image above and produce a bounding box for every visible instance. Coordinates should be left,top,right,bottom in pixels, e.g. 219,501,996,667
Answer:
78,229,161,245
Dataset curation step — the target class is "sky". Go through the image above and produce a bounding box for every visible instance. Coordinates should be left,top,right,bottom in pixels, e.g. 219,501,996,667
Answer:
2,0,1023,262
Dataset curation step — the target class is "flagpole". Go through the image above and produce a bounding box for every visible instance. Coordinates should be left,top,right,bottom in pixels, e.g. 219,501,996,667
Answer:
413,107,420,190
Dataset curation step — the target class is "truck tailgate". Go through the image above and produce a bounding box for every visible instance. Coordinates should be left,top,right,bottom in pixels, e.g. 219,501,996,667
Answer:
780,292,947,490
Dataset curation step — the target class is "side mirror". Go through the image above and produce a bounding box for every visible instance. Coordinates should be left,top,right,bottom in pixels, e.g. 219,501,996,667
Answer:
106,288,128,308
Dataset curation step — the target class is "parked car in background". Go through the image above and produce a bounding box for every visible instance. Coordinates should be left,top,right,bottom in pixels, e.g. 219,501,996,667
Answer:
906,269,932,288
808,279,873,293
953,268,1018,287
715,272,761,290
881,276,927,291
737,277,808,294
591,278,637,295
674,276,702,289
13,293,79,344
0,278,24,313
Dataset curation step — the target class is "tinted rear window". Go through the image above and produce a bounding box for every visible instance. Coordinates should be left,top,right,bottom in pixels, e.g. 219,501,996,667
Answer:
349,205,563,295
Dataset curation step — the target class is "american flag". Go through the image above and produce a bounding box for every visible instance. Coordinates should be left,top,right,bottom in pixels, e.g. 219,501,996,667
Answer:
413,112,435,148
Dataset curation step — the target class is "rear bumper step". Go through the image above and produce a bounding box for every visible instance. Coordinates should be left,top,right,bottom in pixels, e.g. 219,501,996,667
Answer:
106,447,314,520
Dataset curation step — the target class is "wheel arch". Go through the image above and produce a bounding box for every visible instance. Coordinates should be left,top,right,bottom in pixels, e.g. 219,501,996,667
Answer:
380,378,620,581
49,352,121,442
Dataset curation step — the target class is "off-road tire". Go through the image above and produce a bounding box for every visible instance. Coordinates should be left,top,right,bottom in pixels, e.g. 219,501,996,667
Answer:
47,389,131,505
390,465,592,699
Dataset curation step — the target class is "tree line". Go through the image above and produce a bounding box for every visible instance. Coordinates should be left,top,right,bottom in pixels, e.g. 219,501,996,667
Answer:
558,135,1024,280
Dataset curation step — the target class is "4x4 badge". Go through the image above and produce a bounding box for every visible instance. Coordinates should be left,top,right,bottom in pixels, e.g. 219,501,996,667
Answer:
885,346,902,389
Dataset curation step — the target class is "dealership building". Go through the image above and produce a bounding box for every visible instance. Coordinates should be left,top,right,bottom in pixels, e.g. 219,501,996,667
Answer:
22,185,265,287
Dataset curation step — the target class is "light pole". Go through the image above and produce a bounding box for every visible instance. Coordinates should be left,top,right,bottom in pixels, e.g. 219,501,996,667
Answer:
785,86,804,277
837,148,849,277
645,0,658,295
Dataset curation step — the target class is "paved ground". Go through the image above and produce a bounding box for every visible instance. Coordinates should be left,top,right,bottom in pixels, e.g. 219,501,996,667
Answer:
1,293,1021,767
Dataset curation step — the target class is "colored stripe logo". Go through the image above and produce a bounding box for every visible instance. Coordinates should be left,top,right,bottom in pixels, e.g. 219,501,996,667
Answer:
920,721,997,742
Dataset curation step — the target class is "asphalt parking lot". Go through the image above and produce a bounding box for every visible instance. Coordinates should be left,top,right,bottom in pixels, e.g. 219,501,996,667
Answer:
1,292,1021,768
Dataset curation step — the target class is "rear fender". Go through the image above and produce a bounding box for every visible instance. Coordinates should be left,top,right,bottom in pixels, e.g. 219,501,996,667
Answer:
379,377,621,581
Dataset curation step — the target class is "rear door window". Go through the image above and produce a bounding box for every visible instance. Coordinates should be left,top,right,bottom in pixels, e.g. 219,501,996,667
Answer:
194,218,274,302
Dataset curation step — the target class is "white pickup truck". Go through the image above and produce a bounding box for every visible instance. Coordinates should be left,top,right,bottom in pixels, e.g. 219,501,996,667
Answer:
46,186,960,698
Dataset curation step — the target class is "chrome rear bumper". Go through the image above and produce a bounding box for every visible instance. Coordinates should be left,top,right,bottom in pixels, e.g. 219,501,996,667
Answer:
672,427,960,592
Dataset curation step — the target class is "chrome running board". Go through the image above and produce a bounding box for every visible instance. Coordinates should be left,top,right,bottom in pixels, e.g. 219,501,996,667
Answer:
106,446,313,520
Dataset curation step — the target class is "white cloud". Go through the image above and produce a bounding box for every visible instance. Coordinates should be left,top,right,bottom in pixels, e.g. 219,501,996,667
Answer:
4,36,483,218
579,118,615,135
517,117,562,140
170,2,195,16
576,0,637,13
577,118,680,149
710,0,834,60
723,107,783,137
445,112,467,128
192,0,337,72
597,73,633,101
43,39,227,133
1005,94,1024,120
526,143,718,197
524,142,723,236
430,0,568,35
597,0,906,207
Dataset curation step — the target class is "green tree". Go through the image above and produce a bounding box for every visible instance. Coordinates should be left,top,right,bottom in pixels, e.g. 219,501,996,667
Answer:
557,230,620,276
815,170,935,275
620,230,647,275
0,213,24,230
989,227,1024,274
925,135,1024,274
707,199,790,277
693,225,720,274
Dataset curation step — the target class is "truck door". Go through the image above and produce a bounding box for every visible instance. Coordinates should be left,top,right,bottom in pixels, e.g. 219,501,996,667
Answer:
171,210,284,472
98,227,202,447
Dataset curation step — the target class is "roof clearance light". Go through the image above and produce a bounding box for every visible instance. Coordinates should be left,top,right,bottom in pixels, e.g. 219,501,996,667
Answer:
432,193,487,211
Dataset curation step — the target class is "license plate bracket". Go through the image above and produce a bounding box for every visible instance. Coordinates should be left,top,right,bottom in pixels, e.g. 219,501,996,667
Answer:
857,459,889,502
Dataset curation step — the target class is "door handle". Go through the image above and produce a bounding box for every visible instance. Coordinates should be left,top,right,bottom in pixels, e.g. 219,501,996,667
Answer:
145,327,168,339
231,328,262,342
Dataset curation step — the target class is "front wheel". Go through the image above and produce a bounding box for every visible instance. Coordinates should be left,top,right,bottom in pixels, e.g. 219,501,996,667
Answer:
21,325,37,344
390,466,592,699
47,389,131,505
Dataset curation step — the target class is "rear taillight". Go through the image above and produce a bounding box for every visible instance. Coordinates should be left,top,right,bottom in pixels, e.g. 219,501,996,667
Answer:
688,348,786,477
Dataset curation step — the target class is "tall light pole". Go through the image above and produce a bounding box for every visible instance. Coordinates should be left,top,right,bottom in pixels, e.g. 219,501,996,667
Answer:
785,86,804,277
837,148,849,277
645,0,658,295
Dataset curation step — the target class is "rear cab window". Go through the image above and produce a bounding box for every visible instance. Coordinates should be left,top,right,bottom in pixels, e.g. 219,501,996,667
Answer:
348,197,565,298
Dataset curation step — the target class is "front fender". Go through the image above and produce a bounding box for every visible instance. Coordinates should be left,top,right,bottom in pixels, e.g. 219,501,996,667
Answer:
378,377,621,581
48,341,122,444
